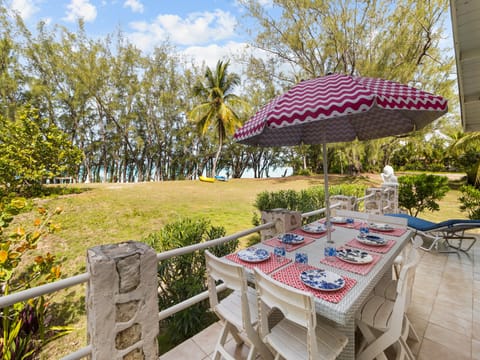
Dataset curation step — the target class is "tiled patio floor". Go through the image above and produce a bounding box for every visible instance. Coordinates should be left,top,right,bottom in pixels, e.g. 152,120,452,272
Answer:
160,238,480,360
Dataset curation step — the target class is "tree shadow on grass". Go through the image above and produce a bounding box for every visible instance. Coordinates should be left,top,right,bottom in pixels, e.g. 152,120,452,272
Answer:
47,288,86,327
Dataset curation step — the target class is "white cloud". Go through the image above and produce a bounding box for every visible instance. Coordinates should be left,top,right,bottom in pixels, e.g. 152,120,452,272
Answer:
9,0,40,20
182,42,248,70
123,0,144,13
127,9,237,48
63,0,97,23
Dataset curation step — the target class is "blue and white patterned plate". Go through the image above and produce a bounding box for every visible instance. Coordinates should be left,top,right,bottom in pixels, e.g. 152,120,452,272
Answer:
336,248,373,264
369,222,394,231
279,233,305,244
357,234,387,246
302,224,327,234
237,248,270,263
300,269,345,291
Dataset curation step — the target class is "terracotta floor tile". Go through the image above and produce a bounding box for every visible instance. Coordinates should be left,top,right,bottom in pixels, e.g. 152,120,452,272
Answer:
418,338,471,360
423,323,471,358
192,322,223,356
429,302,472,337
160,338,208,360
472,339,480,360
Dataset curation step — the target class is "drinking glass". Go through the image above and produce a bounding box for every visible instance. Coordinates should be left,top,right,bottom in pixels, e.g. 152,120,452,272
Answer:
359,221,370,238
346,217,355,228
295,252,308,271
274,246,286,261
324,240,337,261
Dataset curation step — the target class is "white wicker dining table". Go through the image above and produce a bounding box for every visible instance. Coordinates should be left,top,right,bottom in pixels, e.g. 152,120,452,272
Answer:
226,213,413,360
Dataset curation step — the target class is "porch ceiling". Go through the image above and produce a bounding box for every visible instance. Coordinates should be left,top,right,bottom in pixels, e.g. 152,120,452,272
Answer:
450,0,480,132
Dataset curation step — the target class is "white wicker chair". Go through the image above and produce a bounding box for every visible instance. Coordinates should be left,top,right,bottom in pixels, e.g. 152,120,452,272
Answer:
254,268,348,360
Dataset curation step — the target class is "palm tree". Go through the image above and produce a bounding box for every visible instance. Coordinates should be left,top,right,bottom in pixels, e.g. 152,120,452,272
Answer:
188,60,248,178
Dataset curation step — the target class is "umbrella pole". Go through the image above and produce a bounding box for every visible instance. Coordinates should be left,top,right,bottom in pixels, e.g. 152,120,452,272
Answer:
323,142,332,243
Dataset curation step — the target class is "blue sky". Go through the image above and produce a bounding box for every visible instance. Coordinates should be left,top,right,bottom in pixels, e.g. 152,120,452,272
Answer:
6,0,454,73
6,0,266,67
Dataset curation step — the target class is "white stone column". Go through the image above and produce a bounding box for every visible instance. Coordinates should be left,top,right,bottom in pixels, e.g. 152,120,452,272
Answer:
87,241,159,359
364,188,383,215
381,184,399,214
329,195,357,211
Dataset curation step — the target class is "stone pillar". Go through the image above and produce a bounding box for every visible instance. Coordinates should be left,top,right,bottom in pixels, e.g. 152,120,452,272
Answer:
87,241,159,360
364,188,384,215
381,184,399,214
364,185,399,215
329,195,357,211
260,209,302,241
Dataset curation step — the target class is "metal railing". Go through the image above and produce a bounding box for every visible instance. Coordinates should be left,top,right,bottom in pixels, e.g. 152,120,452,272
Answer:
0,219,283,360
1,197,372,359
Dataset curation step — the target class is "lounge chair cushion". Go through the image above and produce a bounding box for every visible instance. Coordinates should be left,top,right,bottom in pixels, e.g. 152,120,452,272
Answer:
387,213,480,232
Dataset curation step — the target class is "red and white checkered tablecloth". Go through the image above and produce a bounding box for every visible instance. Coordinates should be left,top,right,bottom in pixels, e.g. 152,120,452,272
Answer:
271,263,357,304
320,250,382,275
225,251,291,274
345,238,396,254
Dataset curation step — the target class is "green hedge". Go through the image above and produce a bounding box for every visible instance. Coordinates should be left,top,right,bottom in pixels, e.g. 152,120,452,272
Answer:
253,184,367,224
143,218,237,354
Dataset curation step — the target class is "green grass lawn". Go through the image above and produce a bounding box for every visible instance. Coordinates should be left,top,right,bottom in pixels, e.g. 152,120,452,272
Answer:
29,174,467,358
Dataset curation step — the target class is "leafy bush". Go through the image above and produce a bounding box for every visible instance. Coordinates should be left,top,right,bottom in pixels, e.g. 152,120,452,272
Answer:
459,185,480,219
253,184,367,224
143,218,237,354
0,198,67,359
0,107,83,197
398,174,450,216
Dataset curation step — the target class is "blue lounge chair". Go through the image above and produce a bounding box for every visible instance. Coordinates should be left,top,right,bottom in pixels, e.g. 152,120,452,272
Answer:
387,213,479,253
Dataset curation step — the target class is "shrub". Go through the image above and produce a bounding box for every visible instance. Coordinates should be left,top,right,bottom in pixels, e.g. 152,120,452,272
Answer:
459,185,480,219
398,174,450,216
0,198,67,359
143,218,237,354
253,184,367,223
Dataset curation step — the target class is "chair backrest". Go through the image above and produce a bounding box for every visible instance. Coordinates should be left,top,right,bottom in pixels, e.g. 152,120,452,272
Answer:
387,246,421,340
397,241,421,307
254,268,319,358
205,250,251,328
335,209,369,221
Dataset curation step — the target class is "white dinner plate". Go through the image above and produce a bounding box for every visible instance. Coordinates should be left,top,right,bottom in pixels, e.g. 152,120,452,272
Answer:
279,233,305,244
237,248,270,262
356,234,387,246
369,222,394,231
330,216,347,224
301,224,327,234
300,269,345,291
336,248,373,264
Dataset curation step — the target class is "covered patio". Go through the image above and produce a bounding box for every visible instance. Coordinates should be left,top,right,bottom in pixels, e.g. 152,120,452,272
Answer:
161,242,480,360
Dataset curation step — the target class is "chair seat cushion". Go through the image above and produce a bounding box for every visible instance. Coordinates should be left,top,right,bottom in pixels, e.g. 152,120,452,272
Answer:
387,214,480,232
266,317,348,360
386,214,437,231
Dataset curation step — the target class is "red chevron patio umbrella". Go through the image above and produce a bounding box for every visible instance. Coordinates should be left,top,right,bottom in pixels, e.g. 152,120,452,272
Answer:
234,73,448,241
